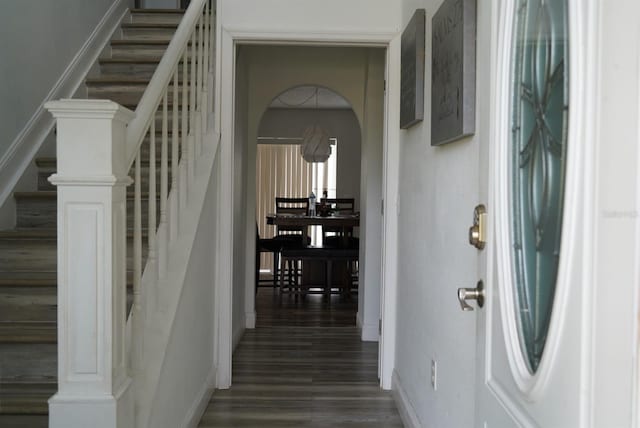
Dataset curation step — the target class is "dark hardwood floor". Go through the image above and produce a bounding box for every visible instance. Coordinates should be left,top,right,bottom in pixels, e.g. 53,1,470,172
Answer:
198,288,403,427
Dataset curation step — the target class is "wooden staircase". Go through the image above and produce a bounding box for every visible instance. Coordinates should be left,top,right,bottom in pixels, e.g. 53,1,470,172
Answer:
0,9,184,427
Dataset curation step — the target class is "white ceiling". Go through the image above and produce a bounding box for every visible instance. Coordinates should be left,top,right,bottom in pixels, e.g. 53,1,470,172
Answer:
269,86,352,110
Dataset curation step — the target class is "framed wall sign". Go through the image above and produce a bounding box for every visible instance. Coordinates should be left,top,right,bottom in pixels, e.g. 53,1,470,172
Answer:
431,0,476,145
400,9,426,129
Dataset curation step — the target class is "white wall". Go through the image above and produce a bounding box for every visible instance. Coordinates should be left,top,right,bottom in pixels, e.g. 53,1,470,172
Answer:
258,108,362,207
0,0,124,229
233,48,250,345
0,0,118,163
358,49,385,342
218,0,399,35
146,162,218,428
392,0,482,426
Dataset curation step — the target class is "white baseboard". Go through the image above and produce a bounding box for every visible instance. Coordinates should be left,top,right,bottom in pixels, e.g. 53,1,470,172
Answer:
245,310,256,329
232,325,244,352
180,364,217,428
0,0,129,214
392,369,421,428
361,322,379,342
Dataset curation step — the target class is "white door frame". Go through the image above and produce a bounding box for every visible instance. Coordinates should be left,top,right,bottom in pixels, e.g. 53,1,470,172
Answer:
214,25,401,389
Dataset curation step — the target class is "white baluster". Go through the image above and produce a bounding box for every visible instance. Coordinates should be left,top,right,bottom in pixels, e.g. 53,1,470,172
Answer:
133,149,143,373
181,49,190,209
202,0,210,134
171,69,180,241
158,91,169,278
195,16,204,157
189,31,197,185
148,118,157,289
45,100,134,428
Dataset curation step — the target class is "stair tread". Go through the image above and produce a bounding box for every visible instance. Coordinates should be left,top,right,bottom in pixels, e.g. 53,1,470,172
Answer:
0,229,56,240
100,57,167,64
0,274,57,287
110,39,190,46
0,322,57,344
13,191,56,199
131,8,186,14
86,76,188,85
121,22,179,29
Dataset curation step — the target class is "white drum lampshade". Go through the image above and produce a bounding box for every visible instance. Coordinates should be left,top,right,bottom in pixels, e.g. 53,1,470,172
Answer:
300,124,331,163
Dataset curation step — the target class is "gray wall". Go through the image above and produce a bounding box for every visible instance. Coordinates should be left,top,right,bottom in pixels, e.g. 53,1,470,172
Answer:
0,0,119,162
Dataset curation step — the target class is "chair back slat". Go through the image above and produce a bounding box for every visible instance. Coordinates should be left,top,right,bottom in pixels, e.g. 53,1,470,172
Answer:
275,197,309,235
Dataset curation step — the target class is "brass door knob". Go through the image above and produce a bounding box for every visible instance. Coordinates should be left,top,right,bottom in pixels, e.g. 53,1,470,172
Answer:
457,281,485,311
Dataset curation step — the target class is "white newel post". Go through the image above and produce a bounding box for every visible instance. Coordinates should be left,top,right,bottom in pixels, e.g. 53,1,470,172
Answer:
45,100,135,428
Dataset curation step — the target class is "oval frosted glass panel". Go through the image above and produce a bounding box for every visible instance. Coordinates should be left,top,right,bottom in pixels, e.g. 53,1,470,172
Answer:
509,0,569,373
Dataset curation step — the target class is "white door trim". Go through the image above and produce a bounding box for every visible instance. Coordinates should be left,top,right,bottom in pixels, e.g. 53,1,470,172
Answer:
215,24,401,389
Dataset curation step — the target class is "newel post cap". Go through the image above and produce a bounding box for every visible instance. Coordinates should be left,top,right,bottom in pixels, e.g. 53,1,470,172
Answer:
45,99,135,123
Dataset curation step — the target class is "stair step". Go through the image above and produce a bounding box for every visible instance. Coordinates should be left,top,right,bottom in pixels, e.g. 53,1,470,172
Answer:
0,382,56,416
0,238,57,272
120,22,179,40
87,83,186,108
0,287,56,323
0,414,49,427
0,323,57,344
109,39,194,60
99,57,186,78
14,192,57,229
0,272,57,288
0,343,57,380
0,229,56,240
130,9,185,25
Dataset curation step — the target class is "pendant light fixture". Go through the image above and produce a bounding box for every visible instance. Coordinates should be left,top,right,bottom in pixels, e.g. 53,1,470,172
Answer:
300,87,331,163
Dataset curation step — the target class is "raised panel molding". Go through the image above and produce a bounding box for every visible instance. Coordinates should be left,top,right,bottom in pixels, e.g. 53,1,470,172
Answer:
65,203,103,378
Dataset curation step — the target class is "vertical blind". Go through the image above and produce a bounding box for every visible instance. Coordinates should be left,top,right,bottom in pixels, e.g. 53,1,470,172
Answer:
256,143,335,271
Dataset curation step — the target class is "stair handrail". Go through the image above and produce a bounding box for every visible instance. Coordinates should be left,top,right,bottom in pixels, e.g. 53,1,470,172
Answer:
125,0,208,168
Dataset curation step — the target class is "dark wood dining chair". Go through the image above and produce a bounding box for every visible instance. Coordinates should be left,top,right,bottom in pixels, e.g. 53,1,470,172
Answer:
320,198,356,246
273,197,310,290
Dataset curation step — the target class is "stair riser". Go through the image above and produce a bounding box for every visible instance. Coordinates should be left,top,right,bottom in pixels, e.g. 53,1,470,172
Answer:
37,166,178,192
99,61,187,78
0,241,57,272
0,239,148,272
16,197,161,230
87,85,186,108
0,287,57,323
130,13,184,25
0,344,57,381
16,199,56,229
121,27,178,39
110,46,195,60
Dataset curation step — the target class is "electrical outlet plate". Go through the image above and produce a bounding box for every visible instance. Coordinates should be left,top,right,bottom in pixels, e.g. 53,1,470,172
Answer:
431,359,437,390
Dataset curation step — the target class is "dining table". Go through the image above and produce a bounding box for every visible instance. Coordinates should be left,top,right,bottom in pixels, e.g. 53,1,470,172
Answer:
266,212,359,247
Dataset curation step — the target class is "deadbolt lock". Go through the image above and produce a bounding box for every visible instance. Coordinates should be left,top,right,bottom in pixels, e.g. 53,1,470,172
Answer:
468,204,486,250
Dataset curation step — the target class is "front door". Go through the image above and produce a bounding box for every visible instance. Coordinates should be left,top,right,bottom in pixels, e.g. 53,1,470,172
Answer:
471,0,586,425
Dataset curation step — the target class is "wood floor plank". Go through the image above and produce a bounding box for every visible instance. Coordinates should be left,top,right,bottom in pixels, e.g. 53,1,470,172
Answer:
197,289,403,427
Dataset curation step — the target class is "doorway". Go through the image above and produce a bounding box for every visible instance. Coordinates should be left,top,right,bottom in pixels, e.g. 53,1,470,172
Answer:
220,43,391,390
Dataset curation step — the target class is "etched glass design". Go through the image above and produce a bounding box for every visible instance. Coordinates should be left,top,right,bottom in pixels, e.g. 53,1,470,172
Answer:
509,0,569,373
